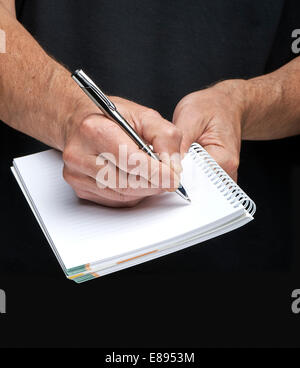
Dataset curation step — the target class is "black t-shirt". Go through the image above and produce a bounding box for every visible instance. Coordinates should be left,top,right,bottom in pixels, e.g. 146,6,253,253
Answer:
1,0,299,277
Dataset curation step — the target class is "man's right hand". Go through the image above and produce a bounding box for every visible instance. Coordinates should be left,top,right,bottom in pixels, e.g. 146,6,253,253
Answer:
0,3,181,209
62,97,183,208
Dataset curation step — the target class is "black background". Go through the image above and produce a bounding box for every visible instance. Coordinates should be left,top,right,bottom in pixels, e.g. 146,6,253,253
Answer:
0,0,300,348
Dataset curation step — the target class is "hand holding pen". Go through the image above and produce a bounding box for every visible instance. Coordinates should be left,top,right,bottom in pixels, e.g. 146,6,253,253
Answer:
72,70,190,202
62,71,188,208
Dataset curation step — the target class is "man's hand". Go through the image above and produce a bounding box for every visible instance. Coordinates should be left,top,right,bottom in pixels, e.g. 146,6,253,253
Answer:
173,80,246,181
63,97,183,207
1,0,299,207
174,58,300,181
0,6,183,208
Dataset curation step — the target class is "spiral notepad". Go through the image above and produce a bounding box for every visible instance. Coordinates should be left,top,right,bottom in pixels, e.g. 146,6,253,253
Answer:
11,143,256,283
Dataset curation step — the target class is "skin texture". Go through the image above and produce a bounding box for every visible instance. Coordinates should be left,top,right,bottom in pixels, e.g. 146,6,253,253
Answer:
0,0,14,16
0,1,182,208
173,68,300,181
173,80,244,181
1,1,300,206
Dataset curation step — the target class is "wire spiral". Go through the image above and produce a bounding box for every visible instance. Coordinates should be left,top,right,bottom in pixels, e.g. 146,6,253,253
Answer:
189,143,256,216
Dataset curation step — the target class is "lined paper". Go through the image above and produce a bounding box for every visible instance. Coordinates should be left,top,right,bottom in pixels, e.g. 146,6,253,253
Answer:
13,149,245,269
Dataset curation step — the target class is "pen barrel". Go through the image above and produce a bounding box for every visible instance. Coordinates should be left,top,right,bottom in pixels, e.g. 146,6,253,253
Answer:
109,110,155,154
103,108,159,162
72,69,190,202
77,83,159,160
72,70,155,156
141,144,160,161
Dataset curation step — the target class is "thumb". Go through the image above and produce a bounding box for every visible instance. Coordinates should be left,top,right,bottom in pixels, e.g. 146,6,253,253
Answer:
139,109,183,176
180,135,194,158
172,105,206,158
204,144,239,182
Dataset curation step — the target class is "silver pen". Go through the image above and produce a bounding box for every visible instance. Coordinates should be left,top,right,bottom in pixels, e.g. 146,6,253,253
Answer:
71,69,191,202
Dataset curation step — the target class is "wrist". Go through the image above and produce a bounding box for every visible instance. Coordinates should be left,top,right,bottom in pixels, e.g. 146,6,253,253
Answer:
58,75,101,150
212,79,250,136
241,75,284,139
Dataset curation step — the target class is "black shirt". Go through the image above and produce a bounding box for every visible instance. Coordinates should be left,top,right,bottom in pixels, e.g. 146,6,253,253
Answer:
1,0,299,277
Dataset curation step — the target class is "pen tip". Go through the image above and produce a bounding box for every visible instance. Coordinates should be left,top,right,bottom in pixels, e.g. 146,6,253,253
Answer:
176,184,191,203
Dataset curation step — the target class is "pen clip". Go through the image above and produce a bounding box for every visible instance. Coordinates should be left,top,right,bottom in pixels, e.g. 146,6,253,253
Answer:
72,69,116,111
87,84,116,111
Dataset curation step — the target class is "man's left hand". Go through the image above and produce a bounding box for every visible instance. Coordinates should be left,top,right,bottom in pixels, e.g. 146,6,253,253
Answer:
173,80,247,181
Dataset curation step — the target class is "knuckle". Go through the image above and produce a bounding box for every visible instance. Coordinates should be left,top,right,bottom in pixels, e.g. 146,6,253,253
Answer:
143,108,161,120
165,125,182,140
63,148,82,171
62,147,74,165
101,120,119,137
80,116,97,136
63,167,83,189
62,166,72,184
223,155,240,173
75,190,87,200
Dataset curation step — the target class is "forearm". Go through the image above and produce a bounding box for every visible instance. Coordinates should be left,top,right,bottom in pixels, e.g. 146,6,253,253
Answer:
0,0,15,16
0,5,95,150
241,57,300,140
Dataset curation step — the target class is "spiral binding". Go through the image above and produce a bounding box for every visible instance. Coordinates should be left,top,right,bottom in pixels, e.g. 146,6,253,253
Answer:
189,143,256,216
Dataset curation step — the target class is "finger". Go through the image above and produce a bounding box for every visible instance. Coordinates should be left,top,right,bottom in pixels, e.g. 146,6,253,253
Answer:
137,109,183,175
113,99,183,171
78,115,181,190
63,166,144,202
63,164,166,203
95,159,166,197
173,106,206,155
204,145,239,181
75,189,143,208
64,152,175,195
180,136,194,157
